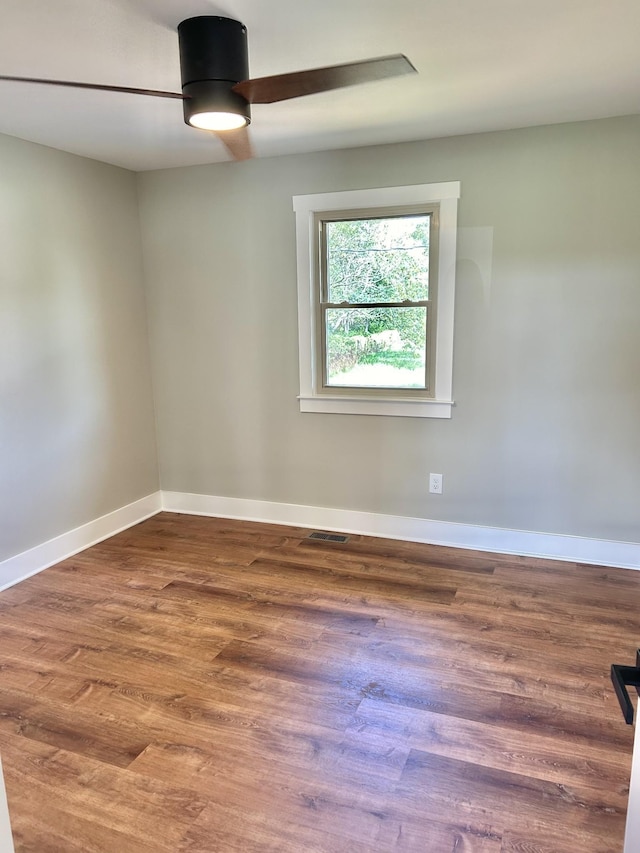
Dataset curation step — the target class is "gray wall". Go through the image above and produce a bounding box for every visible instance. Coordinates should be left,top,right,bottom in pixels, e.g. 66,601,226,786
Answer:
138,115,640,544
0,134,159,562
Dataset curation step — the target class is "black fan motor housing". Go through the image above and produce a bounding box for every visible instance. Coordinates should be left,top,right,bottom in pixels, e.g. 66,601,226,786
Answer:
178,16,251,127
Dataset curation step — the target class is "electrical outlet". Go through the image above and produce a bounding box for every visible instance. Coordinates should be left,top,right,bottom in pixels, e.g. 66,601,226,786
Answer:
429,473,443,494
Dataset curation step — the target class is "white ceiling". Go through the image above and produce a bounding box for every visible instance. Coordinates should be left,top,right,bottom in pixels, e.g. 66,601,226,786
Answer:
0,0,638,172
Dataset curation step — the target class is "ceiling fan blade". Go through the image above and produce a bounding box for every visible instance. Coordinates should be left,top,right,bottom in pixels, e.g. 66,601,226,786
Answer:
213,125,254,161
233,54,416,105
0,74,185,100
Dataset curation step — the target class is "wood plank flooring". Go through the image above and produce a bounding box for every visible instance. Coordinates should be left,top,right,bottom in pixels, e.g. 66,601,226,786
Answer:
0,512,638,852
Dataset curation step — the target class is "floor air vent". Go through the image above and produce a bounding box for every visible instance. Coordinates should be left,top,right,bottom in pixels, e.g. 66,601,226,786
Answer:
307,531,350,543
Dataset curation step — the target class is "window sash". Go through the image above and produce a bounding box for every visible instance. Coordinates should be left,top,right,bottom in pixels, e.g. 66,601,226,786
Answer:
321,300,430,395
322,300,429,309
315,206,438,397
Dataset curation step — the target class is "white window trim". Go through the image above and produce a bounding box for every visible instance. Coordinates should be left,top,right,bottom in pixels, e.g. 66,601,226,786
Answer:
293,181,460,418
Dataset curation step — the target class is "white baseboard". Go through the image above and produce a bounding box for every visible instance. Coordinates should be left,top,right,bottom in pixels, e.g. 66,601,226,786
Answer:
2,489,638,594
0,492,162,592
161,490,640,571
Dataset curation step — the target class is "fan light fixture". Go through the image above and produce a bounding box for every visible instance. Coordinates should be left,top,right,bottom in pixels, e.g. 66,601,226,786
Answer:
188,111,247,131
0,15,417,161
178,17,251,134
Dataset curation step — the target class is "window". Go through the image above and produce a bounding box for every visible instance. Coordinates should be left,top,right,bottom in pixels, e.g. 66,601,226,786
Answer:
293,182,460,417
320,209,435,394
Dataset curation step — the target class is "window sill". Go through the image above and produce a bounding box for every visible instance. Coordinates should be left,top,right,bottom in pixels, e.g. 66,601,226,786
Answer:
298,395,453,418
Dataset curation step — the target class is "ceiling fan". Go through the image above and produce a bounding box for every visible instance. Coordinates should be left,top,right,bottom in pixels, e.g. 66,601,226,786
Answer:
0,16,417,162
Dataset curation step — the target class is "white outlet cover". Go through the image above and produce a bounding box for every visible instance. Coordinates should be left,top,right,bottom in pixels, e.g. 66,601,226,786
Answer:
429,473,443,494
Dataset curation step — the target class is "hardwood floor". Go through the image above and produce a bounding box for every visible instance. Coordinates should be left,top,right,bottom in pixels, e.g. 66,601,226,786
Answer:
0,512,638,852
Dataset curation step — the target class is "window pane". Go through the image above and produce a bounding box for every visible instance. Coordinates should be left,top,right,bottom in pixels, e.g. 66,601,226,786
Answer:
326,215,430,304
325,307,427,388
